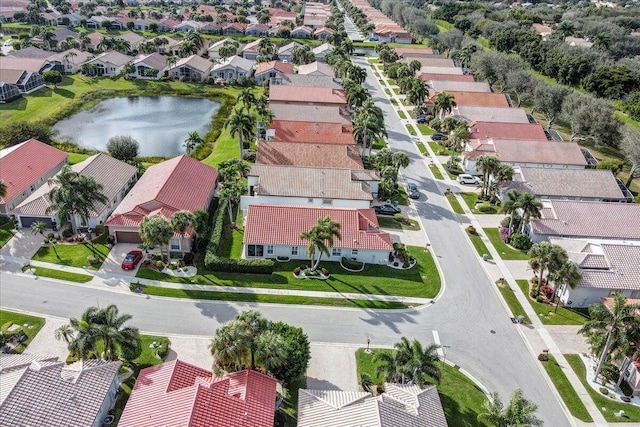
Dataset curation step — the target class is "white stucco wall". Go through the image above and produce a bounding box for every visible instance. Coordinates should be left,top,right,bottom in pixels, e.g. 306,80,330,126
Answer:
240,195,371,212
243,243,389,264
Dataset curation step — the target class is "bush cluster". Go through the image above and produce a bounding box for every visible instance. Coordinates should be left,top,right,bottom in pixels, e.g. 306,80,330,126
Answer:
509,233,532,250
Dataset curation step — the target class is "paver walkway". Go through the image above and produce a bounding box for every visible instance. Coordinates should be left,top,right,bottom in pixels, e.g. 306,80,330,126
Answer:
23,317,70,361
0,230,45,260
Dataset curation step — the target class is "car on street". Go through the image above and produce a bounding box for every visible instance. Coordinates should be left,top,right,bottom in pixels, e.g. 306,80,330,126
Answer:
121,250,143,270
3,40,12,47
406,183,420,199
431,132,448,141
416,115,427,124
457,174,480,185
374,204,401,215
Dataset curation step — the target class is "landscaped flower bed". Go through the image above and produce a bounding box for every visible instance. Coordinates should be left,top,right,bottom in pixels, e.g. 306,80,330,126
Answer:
293,266,330,280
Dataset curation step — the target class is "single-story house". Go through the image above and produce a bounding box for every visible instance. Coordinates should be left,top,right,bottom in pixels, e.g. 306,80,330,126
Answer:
271,73,342,88
499,167,631,203
0,69,45,96
297,61,335,77
277,41,299,63
254,60,294,83
152,36,181,56
0,81,21,103
134,19,153,31
51,28,78,44
411,57,456,68
269,85,347,106
266,120,355,144
0,355,121,427
47,49,94,74
418,73,476,83
157,19,181,32
298,384,447,427
269,104,352,125
129,53,168,80
7,47,55,60
82,51,133,76
552,239,640,307
467,122,549,141
222,22,246,36
311,42,334,62
106,155,218,251
242,164,376,210
241,39,265,60
85,17,103,29
419,66,464,76
256,141,364,170
57,13,82,27
529,200,640,243
86,32,105,50
0,56,56,81
243,204,393,263
429,80,491,93
532,23,553,38
0,139,68,214
426,91,509,108
462,138,587,174
114,31,145,50
291,26,314,39
395,47,435,57
13,153,138,229
119,360,277,427
207,38,237,60
169,55,213,82
565,36,593,48
314,27,335,40
174,20,200,33
211,55,254,82
450,106,530,124
245,23,268,36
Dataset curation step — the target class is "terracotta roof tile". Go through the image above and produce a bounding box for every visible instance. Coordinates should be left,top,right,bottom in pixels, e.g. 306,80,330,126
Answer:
468,123,548,140
255,60,294,76
270,120,354,144
418,73,476,83
243,205,394,251
427,91,508,107
257,141,363,169
430,80,491,92
269,85,346,105
270,104,351,125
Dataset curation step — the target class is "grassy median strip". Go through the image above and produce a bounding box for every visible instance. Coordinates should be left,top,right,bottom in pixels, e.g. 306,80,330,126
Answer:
516,280,590,325
0,310,45,353
566,354,640,422
542,355,593,422
377,216,420,231
445,193,465,214
32,267,93,283
467,233,493,260
483,228,529,260
135,285,409,309
496,281,530,323
430,164,445,180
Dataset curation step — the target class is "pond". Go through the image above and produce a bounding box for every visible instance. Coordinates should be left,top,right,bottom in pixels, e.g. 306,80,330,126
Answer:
53,96,221,157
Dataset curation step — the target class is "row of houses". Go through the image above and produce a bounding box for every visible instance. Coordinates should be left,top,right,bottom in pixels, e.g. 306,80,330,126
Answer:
399,47,640,308
346,0,412,43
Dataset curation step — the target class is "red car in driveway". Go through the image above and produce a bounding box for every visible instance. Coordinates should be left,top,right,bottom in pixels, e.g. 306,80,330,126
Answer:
121,250,143,270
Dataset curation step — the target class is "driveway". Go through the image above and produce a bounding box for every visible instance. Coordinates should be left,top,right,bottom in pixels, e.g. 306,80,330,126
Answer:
98,243,144,277
23,317,70,361
0,229,46,261
306,344,360,391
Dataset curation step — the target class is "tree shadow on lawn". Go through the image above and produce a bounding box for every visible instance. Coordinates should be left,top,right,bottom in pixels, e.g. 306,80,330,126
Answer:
439,393,485,427
53,88,75,99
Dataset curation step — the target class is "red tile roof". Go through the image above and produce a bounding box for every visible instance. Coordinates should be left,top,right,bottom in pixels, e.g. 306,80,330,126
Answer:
0,139,67,205
427,91,509,107
269,85,346,105
418,73,476,83
105,155,217,227
255,60,294,76
270,120,355,144
244,205,394,251
257,141,364,169
119,360,277,427
468,122,548,140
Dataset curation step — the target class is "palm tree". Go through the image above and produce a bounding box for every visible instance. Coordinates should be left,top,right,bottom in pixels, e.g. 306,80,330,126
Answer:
347,65,367,84
406,79,428,108
30,221,47,237
299,216,342,271
408,59,421,74
475,155,500,199
219,181,245,226
528,242,568,292
46,166,108,234
139,214,174,262
170,210,195,257
579,293,640,384
167,55,177,70
78,32,90,50
254,330,289,373
395,337,441,387
448,125,469,167
183,131,203,155
63,50,77,71
353,112,386,157
517,192,542,233
491,163,514,201
550,260,581,312
94,304,141,361
433,92,457,121
186,30,203,49
478,390,542,427
374,350,405,384
179,40,198,57
359,373,376,393
0,179,6,199
237,89,256,111
225,107,255,160
500,189,523,235
218,158,250,184
345,85,369,110
210,322,247,371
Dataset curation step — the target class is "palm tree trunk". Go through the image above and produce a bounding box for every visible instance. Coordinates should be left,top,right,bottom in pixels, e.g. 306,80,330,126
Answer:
508,215,514,236
594,329,615,384
312,252,323,271
537,266,545,292
625,165,638,188
239,135,244,160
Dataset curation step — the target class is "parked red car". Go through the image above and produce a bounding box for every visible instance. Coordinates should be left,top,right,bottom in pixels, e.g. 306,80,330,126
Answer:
121,250,143,270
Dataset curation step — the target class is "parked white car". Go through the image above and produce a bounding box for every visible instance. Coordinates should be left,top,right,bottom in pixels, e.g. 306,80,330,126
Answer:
457,174,480,185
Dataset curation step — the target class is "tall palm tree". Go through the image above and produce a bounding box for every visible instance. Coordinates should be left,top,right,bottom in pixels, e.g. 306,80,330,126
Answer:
528,242,568,292
30,221,47,237
170,210,195,257
254,330,289,373
94,304,141,361
374,350,405,384
347,65,367,84
218,158,250,184
183,131,203,155
345,85,369,110
185,30,203,49
579,293,640,384
550,260,581,311
225,107,255,160
139,214,174,261
299,216,342,271
78,32,90,50
210,322,247,371
63,50,77,70
408,59,421,74
395,337,441,387
353,113,386,157
433,92,457,121
448,125,469,167
517,192,542,233
406,79,428,108
237,89,256,111
500,189,523,235
475,155,500,199
46,166,108,234
478,390,542,427
219,181,245,226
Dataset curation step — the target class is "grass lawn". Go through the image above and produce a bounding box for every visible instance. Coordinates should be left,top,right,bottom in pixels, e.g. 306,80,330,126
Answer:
0,221,15,249
398,110,407,119
137,245,440,299
67,152,90,165
0,310,46,353
372,138,387,150
31,266,93,283
32,233,111,269
496,281,531,323
445,193,465,214
428,141,451,155
542,355,593,422
416,142,428,155
406,125,417,136
467,232,493,260
417,124,434,135
356,348,490,427
566,354,640,422
483,228,529,260
460,193,497,214
434,19,454,30
377,216,420,231
516,280,590,325
282,376,306,427
390,98,398,105
216,210,244,258
430,164,445,180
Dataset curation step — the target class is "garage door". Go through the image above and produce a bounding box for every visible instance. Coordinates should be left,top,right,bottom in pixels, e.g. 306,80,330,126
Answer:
19,216,53,228
115,231,143,244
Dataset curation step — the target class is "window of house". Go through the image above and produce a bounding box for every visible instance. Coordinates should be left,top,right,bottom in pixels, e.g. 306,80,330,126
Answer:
332,248,341,257
266,245,274,255
322,199,332,205
291,247,298,256
308,198,314,203
30,184,35,192
170,238,181,251
631,291,640,299
247,244,264,257
351,249,358,255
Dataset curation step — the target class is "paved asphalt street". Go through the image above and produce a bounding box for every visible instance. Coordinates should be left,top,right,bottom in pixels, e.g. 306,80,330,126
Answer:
0,60,571,426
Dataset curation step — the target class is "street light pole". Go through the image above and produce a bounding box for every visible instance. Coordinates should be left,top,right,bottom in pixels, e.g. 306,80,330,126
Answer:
441,345,451,367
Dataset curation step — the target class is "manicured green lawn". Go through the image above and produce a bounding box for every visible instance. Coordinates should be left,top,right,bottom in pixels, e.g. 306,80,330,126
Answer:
516,280,590,325
31,266,93,283
542,355,593,422
0,221,15,248
416,142,428,155
460,192,497,214
32,234,110,269
430,164,445,180
0,310,46,353
137,245,440,299
398,110,407,119
467,232,493,260
67,152,91,165
407,126,417,135
216,210,244,258
483,228,529,260
417,124,434,135
496,282,530,323
445,193,465,214
428,140,451,155
566,354,640,422
377,216,420,231
356,348,490,427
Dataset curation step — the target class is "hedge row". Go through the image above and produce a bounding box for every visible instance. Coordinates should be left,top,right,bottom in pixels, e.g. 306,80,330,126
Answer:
203,199,275,274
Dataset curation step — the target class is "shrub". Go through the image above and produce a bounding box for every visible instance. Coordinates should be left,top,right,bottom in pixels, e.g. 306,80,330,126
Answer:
168,263,178,270
536,296,544,303
204,255,275,274
62,228,73,238
177,260,185,268
87,255,99,266
156,339,170,360
393,213,404,222
156,260,165,269
600,387,609,395
466,225,477,235
538,352,549,361
321,268,329,276
530,287,539,299
47,233,55,240
509,233,532,250
183,253,194,265
293,267,301,275
477,203,493,213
